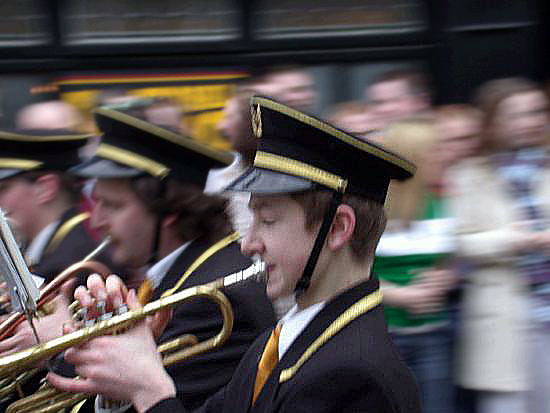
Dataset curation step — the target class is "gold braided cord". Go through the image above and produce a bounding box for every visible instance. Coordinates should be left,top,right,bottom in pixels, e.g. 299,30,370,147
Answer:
254,152,348,193
44,213,90,256
96,144,170,178
94,108,233,165
161,232,241,298
0,158,42,170
252,97,416,176
279,288,383,383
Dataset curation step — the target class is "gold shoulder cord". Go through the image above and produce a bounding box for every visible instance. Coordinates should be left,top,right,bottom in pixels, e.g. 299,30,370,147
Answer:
44,212,90,256
279,288,383,383
161,231,240,298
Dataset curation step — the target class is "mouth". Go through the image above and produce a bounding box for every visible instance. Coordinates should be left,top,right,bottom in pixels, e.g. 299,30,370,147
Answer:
266,264,275,281
106,236,120,251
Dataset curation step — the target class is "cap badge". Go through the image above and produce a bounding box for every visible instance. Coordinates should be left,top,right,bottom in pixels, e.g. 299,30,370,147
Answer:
251,103,262,138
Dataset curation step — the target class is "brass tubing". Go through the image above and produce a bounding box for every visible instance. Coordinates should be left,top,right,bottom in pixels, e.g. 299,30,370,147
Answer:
0,260,111,341
0,237,111,341
3,260,264,413
0,284,233,379
0,369,41,402
6,385,87,413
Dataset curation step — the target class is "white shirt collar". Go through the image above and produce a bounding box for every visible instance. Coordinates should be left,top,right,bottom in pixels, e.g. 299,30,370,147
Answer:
278,301,325,359
145,241,192,290
25,221,59,266
25,221,60,288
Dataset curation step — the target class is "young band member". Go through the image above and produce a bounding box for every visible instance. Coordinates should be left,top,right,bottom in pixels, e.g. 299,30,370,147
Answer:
0,129,119,407
0,129,112,285
68,108,275,412
50,97,421,412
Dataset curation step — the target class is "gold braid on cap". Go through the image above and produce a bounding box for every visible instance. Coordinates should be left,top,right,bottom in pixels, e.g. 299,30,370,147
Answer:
0,158,42,170
251,103,262,138
251,96,416,176
254,151,348,193
96,144,170,179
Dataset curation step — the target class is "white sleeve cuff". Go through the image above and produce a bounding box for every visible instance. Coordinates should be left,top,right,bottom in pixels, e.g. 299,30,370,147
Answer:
94,395,132,413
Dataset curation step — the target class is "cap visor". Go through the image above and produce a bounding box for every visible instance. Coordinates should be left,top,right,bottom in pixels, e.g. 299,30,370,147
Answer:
0,169,24,180
225,167,315,194
70,158,143,179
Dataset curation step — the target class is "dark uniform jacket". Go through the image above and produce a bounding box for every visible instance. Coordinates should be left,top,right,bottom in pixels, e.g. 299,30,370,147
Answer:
155,235,276,410
147,275,421,413
77,235,276,413
31,207,116,285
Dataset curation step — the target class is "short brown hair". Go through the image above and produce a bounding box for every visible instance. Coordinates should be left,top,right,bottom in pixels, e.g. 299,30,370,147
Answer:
290,191,387,261
130,176,232,244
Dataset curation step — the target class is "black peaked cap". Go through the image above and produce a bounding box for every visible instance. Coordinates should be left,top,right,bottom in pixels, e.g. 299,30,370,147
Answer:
0,129,91,180
226,96,415,203
72,108,233,187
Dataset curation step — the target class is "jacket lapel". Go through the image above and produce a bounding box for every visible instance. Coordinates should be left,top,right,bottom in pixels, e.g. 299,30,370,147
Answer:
151,237,212,300
250,276,380,412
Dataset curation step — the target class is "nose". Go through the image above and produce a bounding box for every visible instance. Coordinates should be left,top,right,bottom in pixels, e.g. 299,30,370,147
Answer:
90,203,107,232
240,229,264,258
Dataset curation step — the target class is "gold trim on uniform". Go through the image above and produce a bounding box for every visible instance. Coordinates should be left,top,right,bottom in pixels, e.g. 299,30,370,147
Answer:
94,108,233,165
254,151,348,193
96,144,170,179
251,103,262,138
0,158,42,170
251,96,416,176
161,231,241,298
44,212,91,256
279,288,383,383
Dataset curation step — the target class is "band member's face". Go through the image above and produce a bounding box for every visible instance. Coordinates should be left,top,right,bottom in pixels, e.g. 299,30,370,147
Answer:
241,195,316,300
0,176,38,242
92,179,155,268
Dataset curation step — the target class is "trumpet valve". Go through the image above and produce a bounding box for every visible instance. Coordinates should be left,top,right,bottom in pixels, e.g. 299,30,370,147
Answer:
116,304,128,315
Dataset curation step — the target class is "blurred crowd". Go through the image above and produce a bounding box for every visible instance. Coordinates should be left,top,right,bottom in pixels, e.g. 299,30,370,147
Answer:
0,64,549,413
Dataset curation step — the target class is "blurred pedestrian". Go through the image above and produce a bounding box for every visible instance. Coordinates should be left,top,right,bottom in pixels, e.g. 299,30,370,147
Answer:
373,117,458,413
365,69,432,131
448,77,550,413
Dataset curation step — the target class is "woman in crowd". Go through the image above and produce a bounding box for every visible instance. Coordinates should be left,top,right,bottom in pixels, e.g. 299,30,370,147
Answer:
373,117,459,413
449,77,550,413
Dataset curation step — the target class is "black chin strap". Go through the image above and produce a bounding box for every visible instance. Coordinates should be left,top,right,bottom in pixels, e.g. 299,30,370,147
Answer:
146,178,167,266
294,191,343,297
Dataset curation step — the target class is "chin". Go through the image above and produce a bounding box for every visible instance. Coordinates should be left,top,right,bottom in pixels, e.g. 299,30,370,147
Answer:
266,283,293,302
112,250,131,268
266,282,282,300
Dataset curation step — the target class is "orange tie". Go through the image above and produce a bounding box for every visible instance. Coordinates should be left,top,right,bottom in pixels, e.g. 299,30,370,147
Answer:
252,324,282,404
137,278,153,305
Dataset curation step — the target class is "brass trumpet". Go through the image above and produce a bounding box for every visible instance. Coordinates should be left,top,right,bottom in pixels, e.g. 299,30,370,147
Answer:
0,237,112,341
0,238,112,403
3,261,266,413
